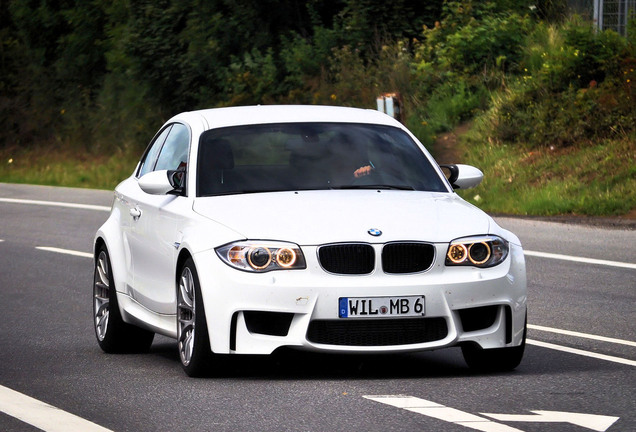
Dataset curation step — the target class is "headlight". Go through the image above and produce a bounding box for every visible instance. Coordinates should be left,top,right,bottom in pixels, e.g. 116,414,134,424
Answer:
216,241,306,272
445,235,508,268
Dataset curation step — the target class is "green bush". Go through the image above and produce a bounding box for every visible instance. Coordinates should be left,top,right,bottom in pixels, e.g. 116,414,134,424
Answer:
415,1,532,76
421,81,487,132
487,16,636,149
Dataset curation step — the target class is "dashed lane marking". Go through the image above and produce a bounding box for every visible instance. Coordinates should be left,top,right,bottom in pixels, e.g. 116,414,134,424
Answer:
0,384,114,432
36,246,93,259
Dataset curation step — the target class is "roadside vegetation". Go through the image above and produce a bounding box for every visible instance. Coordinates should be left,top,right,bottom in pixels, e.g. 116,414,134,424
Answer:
1,0,634,216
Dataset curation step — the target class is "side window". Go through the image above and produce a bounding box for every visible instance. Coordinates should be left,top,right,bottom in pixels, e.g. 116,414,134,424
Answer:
154,123,190,172
138,125,172,177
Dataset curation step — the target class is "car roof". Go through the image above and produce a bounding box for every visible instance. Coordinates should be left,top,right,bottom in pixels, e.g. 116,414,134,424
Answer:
167,105,404,131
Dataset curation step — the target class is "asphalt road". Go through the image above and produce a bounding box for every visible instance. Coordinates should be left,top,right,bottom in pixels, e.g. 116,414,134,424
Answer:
0,183,634,432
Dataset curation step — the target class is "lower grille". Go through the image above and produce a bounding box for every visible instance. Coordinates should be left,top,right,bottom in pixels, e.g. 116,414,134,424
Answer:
306,317,448,346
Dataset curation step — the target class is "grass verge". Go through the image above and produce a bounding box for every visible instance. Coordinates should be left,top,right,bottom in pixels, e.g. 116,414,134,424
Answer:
0,145,139,190
457,125,636,217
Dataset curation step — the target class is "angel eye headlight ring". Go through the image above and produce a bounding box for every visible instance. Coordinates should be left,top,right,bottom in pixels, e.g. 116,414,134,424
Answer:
276,248,297,268
468,242,491,265
446,236,508,268
216,241,306,273
447,243,468,264
247,247,272,270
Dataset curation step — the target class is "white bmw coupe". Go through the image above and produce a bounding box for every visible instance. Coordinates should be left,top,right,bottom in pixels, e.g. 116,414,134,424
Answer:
93,105,527,376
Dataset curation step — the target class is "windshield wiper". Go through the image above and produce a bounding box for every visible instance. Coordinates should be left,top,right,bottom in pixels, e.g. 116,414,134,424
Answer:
329,184,414,191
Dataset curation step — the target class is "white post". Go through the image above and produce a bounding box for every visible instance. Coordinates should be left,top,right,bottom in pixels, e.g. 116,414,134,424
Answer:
593,0,603,32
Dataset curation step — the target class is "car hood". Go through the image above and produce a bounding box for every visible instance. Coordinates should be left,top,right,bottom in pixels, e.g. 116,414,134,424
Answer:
192,190,492,245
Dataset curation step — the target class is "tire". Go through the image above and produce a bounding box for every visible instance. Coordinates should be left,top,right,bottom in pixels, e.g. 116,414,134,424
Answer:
93,245,154,353
462,315,527,372
177,258,213,377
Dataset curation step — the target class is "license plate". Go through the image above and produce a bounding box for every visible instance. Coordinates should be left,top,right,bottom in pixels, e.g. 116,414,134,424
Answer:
338,296,425,318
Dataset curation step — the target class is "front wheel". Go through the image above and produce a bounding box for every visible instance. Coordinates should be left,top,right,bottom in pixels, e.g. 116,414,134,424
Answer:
462,317,527,372
93,245,154,353
177,258,213,377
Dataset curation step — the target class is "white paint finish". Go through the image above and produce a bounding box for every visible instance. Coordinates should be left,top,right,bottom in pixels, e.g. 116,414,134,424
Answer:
192,190,493,245
363,396,524,432
0,197,110,212
0,384,113,432
527,339,636,367
482,411,620,432
36,246,93,259
529,324,636,347
524,250,636,270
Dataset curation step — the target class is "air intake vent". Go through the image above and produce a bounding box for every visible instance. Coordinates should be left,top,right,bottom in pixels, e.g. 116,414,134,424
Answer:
318,244,375,275
382,242,435,274
307,318,448,346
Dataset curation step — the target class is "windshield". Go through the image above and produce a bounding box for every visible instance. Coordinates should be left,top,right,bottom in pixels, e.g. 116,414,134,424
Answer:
196,122,448,197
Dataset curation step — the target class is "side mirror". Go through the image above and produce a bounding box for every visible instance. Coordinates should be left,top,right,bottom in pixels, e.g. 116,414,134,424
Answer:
167,167,186,195
138,170,177,195
440,164,483,189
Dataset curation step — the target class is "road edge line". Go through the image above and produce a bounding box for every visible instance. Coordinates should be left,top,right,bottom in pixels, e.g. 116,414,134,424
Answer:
527,339,636,367
0,197,110,212
524,250,636,270
529,324,636,347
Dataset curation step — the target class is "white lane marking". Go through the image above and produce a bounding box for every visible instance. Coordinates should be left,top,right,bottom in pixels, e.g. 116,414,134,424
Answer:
365,395,620,432
0,384,114,432
364,395,524,432
524,250,636,270
0,197,110,212
529,324,636,347
527,339,636,367
36,246,93,259
481,411,619,432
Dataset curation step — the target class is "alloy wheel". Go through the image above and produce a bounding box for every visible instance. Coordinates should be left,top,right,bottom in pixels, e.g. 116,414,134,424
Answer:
93,251,110,341
178,266,196,366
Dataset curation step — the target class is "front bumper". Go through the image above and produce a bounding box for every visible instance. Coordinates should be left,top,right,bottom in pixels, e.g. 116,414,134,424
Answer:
193,242,527,355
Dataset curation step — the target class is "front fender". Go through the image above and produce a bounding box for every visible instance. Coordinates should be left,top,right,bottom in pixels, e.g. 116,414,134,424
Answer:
94,204,129,297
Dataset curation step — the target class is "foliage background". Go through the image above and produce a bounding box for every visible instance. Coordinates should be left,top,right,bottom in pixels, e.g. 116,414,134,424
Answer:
1,0,634,216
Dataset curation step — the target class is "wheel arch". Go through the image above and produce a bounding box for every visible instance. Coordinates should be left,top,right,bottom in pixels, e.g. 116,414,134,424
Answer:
94,236,107,259
176,248,195,283
93,222,128,299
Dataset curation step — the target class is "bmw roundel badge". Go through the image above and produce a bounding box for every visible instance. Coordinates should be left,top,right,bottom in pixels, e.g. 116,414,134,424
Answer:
368,228,382,237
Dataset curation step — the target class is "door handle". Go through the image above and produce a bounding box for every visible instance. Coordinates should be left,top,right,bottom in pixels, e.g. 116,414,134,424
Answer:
129,207,142,220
